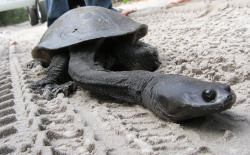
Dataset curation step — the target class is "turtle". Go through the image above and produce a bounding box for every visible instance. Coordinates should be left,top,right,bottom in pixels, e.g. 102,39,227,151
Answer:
29,6,236,122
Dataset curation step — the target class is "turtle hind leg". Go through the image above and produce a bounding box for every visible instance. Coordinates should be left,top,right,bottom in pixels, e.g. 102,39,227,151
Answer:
29,52,75,100
110,41,161,71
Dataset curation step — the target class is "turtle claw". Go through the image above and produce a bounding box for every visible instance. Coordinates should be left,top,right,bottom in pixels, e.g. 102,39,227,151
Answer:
43,81,77,100
28,80,47,94
26,60,41,69
29,81,77,100
26,60,49,69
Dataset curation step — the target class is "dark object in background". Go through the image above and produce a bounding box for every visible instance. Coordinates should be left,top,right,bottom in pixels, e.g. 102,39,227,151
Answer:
68,0,86,9
35,0,47,23
26,0,47,26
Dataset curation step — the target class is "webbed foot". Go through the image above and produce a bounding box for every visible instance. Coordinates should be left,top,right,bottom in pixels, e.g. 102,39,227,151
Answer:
142,75,236,122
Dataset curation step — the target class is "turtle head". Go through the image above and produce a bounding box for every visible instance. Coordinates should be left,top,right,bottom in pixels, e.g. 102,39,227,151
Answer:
142,75,236,122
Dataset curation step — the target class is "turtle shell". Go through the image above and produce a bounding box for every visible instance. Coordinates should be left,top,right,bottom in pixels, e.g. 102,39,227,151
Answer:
32,6,148,63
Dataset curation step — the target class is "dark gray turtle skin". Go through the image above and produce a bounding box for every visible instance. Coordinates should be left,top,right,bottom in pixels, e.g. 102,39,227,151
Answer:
30,6,236,122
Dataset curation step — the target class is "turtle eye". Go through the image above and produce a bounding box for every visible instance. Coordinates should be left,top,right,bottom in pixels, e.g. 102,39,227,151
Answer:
202,89,216,102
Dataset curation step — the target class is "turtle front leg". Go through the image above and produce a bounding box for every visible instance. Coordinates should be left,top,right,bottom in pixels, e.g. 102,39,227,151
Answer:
29,52,76,100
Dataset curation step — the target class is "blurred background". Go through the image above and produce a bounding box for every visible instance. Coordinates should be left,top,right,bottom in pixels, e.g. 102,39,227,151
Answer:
0,8,28,26
0,0,133,26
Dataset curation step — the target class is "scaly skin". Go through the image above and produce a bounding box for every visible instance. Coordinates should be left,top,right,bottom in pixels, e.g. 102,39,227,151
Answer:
29,52,75,100
68,43,236,122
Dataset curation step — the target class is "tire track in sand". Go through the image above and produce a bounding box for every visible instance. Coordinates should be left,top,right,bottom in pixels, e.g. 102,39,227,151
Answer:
3,43,138,154
0,44,17,154
2,45,106,154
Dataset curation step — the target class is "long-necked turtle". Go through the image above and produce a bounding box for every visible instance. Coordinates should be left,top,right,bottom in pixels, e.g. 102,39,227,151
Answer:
30,6,236,121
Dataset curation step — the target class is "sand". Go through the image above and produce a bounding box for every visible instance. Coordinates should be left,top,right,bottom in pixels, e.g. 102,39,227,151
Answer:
0,0,249,154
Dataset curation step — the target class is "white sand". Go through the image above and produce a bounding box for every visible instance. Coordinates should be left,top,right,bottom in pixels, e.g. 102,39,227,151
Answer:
0,0,249,154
